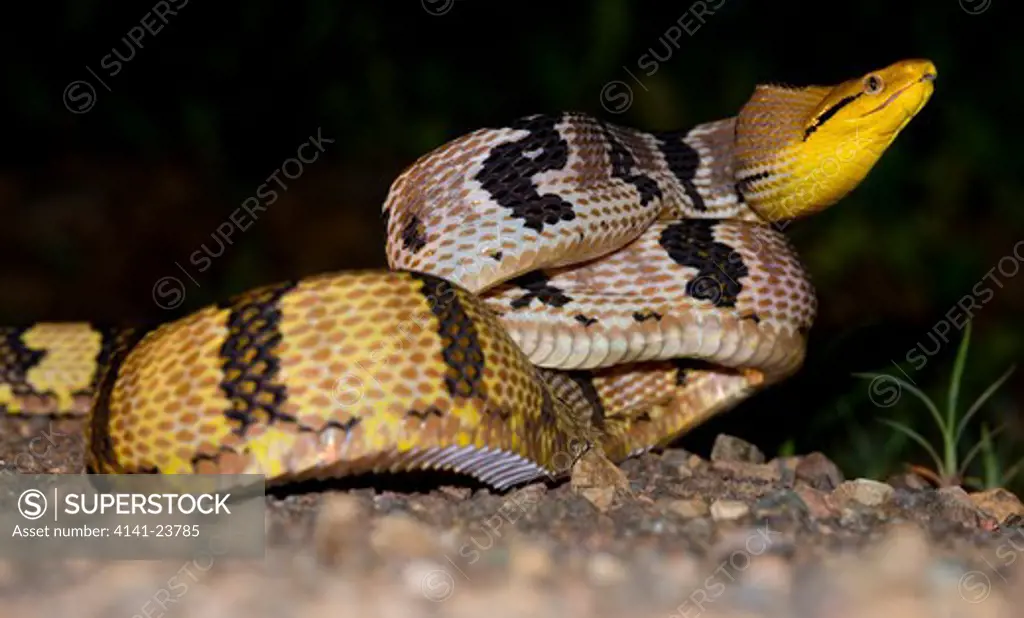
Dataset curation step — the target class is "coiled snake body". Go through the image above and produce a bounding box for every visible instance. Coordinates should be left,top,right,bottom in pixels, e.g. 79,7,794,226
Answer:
1,60,936,489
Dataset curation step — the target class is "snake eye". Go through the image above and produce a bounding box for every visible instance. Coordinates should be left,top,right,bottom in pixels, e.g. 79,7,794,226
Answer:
864,74,884,95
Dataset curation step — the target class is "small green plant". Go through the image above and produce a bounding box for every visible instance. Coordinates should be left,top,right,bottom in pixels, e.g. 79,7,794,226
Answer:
854,320,1016,488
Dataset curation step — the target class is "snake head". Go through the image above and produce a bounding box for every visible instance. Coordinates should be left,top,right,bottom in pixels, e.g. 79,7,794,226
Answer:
734,59,937,222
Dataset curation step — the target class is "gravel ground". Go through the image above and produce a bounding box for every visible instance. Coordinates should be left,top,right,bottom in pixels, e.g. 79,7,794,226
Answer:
2,415,1024,618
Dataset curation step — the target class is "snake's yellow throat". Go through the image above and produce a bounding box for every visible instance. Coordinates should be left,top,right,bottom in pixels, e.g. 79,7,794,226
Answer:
734,59,937,222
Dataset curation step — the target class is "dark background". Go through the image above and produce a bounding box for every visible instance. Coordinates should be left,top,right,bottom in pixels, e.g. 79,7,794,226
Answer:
2,1,1021,488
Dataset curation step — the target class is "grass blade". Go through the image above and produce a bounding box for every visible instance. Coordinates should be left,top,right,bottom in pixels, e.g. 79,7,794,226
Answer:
878,418,946,477
954,364,1016,444
962,422,1005,482
999,456,1024,486
855,372,946,433
947,320,973,435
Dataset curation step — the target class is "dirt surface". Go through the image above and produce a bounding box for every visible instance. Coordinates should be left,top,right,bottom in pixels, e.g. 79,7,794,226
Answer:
2,416,1024,618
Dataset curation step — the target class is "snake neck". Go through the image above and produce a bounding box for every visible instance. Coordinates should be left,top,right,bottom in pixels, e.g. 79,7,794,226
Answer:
732,59,936,222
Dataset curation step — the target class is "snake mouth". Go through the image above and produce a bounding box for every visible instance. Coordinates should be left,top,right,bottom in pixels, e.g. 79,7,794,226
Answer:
862,71,936,120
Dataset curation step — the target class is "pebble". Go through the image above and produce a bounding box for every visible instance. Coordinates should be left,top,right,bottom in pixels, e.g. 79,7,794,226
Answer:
570,450,632,512
887,471,932,491
711,459,783,483
793,484,840,520
710,434,766,464
794,452,844,491
936,486,991,528
438,486,474,500
969,487,1024,522
659,448,694,470
753,489,810,521
832,479,895,508
668,498,710,519
710,499,751,521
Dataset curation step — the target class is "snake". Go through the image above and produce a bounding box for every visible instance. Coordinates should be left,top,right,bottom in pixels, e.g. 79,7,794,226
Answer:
0,59,936,490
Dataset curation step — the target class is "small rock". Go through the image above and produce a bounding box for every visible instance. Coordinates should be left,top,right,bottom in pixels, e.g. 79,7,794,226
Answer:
438,486,473,500
711,459,782,483
753,489,810,521
710,499,751,522
660,448,694,467
795,452,844,491
886,471,932,491
370,514,440,558
586,552,627,586
668,498,710,519
771,456,802,486
935,486,993,528
658,449,695,479
969,488,1024,523
793,485,840,520
832,479,894,508
509,540,554,581
571,449,631,512
710,434,765,464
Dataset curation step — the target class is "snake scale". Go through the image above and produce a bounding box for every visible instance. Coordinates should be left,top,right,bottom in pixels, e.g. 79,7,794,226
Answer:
1,60,936,489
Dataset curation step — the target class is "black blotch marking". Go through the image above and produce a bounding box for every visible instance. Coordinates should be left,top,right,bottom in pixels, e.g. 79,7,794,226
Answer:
406,406,444,421
735,170,771,201
653,130,706,211
218,281,300,437
574,314,598,327
0,326,46,399
659,220,747,307
632,310,663,323
566,371,606,431
743,313,762,324
410,273,487,400
489,250,504,261
672,358,718,386
474,114,576,233
508,272,572,309
190,445,236,470
401,214,427,253
598,121,662,207
323,417,363,434
803,93,861,141
633,411,652,424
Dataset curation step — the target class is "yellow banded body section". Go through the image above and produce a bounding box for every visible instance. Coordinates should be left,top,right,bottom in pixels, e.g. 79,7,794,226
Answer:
88,271,582,489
